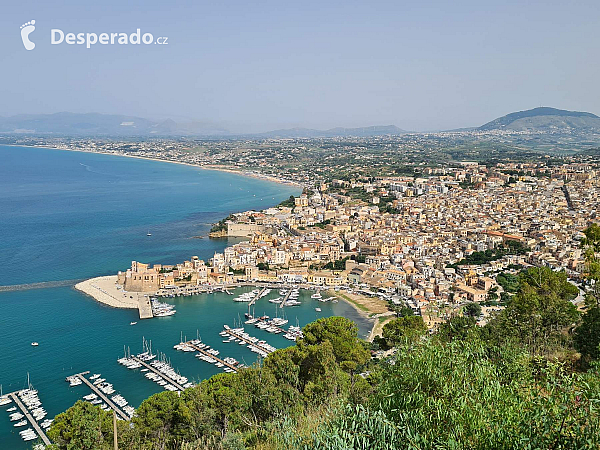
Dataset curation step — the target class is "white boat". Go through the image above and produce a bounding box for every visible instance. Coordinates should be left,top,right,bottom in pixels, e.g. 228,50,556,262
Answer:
130,322,137,325
31,342,39,347
14,420,27,427
311,292,322,299
315,307,322,312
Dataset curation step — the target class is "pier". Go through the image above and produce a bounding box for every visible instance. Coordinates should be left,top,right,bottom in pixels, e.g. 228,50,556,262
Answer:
222,328,275,355
253,318,287,334
279,290,292,308
252,318,303,340
129,356,185,391
183,341,239,372
8,392,51,446
249,287,268,306
73,372,129,421
138,295,153,319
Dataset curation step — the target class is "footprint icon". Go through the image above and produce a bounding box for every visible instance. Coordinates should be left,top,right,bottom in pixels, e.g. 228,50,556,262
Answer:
20,20,36,50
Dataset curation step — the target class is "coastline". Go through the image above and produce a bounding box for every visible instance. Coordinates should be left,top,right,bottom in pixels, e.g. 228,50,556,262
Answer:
2,144,304,189
325,289,392,339
75,276,139,309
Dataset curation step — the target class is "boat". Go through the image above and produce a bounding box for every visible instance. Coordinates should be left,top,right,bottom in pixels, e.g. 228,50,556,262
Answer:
130,322,137,325
31,342,39,347
315,307,322,312
147,231,152,236
311,292,322,299
0,385,11,406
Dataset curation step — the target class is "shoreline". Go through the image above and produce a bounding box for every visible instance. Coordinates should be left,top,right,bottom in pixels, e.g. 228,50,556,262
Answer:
75,276,139,309
77,277,383,338
2,143,304,189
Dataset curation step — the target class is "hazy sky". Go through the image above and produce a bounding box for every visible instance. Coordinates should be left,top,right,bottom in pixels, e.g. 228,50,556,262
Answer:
1,0,599,132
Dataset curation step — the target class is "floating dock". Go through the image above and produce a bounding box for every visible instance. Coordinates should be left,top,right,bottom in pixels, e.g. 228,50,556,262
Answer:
129,356,185,391
183,341,240,372
252,317,303,340
222,328,275,355
7,392,51,446
73,372,129,421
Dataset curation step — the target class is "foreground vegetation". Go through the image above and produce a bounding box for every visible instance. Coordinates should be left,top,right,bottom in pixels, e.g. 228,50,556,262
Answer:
46,226,600,449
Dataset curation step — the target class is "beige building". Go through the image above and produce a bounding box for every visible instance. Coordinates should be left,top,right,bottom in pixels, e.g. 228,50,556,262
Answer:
228,222,265,237
118,261,160,292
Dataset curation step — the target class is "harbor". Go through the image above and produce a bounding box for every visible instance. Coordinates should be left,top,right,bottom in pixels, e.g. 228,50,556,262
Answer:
117,339,192,392
0,285,371,448
220,325,277,358
68,372,130,421
3,391,51,446
175,340,243,373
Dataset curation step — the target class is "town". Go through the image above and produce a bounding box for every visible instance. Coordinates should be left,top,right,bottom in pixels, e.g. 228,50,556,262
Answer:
112,155,598,333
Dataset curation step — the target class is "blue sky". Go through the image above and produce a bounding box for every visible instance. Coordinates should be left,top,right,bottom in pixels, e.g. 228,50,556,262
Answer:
1,0,599,132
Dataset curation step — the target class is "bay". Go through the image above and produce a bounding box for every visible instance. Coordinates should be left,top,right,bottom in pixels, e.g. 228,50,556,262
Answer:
0,145,371,448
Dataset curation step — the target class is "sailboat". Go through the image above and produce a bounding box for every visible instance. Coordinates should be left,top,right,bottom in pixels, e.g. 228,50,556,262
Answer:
146,230,152,236
0,385,12,406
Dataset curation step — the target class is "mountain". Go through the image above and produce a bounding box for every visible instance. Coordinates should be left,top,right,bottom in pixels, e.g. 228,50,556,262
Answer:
479,107,600,131
0,112,230,136
0,112,404,137
257,125,406,138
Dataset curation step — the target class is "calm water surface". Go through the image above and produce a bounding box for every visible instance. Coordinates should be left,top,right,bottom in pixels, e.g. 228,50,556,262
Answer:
0,146,370,448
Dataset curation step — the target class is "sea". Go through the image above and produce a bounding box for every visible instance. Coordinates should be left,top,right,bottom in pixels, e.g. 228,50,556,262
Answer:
0,145,372,448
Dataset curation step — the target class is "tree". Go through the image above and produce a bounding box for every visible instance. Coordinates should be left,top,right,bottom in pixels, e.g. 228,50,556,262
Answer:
300,316,370,372
485,267,579,353
380,316,427,348
582,223,600,251
133,390,190,448
574,307,600,362
464,302,482,318
47,401,114,449
438,316,478,342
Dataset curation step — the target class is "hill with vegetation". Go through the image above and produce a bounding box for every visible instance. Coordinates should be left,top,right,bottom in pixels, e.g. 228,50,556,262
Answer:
45,225,600,449
479,107,600,132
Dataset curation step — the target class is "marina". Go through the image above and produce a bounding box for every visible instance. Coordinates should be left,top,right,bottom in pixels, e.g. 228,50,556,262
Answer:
128,356,187,392
248,287,268,306
220,325,277,357
0,146,376,448
6,391,51,446
69,372,130,421
175,340,242,373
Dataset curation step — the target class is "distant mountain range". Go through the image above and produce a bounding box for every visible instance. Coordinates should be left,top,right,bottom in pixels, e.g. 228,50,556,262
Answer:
1,107,599,137
0,112,229,136
478,107,600,131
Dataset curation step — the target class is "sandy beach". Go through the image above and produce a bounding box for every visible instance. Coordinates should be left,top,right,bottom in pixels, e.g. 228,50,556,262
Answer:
7,144,304,188
75,276,139,309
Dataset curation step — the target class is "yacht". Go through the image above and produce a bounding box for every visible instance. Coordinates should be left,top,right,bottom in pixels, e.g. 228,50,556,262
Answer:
315,307,322,312
31,342,39,347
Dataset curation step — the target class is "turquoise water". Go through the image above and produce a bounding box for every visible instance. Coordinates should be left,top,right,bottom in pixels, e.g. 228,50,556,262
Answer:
0,146,371,448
